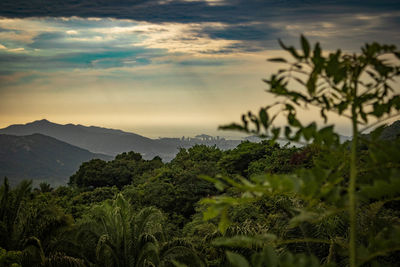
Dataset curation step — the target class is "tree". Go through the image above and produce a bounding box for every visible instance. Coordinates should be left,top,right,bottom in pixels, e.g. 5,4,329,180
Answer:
0,178,32,250
69,152,165,189
202,36,400,266
78,194,203,267
0,178,86,266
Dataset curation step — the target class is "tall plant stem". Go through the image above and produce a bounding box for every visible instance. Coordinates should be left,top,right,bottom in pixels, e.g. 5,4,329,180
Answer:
349,95,358,267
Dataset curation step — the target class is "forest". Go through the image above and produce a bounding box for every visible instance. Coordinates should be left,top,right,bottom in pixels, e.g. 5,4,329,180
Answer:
1,37,400,267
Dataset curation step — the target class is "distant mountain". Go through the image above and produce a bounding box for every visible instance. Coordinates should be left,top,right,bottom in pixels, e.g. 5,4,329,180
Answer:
379,120,400,140
0,133,112,186
0,120,248,161
0,119,178,160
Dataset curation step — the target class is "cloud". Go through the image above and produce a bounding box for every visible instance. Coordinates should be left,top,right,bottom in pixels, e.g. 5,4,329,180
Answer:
66,30,78,35
1,1,399,55
0,1,399,138
0,17,253,75
1,1,399,25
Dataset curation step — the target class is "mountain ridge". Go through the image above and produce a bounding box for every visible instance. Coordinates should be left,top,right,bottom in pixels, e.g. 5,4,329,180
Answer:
0,119,177,160
0,133,112,186
0,119,245,161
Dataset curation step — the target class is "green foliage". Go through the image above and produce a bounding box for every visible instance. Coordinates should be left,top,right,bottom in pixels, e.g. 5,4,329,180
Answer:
202,36,400,267
76,193,202,267
69,151,163,189
219,141,276,177
37,182,53,194
0,178,32,250
69,186,118,218
0,247,22,267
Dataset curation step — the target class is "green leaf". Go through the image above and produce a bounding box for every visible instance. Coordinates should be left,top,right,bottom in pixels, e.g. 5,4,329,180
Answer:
279,39,301,59
259,108,269,130
320,108,327,123
225,251,250,267
288,112,301,127
218,208,230,234
172,260,188,267
359,173,400,200
306,71,318,94
301,35,310,58
271,127,281,139
202,205,224,221
337,101,349,114
278,39,289,50
268,57,287,63
302,122,317,141
219,123,245,131
313,42,321,58
255,246,278,267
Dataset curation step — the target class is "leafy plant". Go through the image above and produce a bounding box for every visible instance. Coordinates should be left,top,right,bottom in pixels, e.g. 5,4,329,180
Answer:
77,193,203,267
202,36,400,266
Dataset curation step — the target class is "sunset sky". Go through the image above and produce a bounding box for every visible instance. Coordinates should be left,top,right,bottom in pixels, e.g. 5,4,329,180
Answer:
0,0,399,138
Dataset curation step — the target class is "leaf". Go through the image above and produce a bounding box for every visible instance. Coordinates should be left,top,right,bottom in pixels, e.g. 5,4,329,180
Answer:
219,123,245,131
218,208,230,234
306,71,318,94
359,173,400,200
225,251,250,267
320,108,328,123
271,127,281,139
289,210,320,228
302,122,317,141
202,204,224,221
288,113,301,127
293,77,306,86
278,39,289,50
172,260,188,267
301,35,310,58
268,57,287,63
279,39,301,59
337,101,349,114
313,42,321,58
252,246,278,267
259,108,269,130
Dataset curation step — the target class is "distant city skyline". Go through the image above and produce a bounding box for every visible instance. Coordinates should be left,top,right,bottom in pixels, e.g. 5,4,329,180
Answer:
1,1,399,138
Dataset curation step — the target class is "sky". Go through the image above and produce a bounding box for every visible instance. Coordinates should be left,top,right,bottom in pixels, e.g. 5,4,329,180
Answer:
0,0,399,138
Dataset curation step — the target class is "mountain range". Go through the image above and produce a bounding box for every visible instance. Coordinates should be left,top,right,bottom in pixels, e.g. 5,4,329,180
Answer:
0,119,242,185
1,119,399,186
0,133,111,186
0,119,245,161
0,119,177,160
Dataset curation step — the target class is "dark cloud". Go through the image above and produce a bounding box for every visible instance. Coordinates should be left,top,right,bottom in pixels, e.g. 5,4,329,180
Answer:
1,0,399,54
1,1,399,24
1,0,399,49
